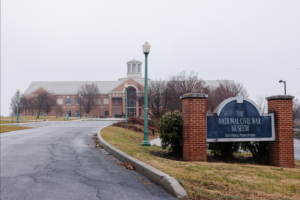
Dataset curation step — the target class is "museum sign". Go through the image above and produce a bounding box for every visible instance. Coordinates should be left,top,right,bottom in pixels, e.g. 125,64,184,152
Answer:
207,96,275,142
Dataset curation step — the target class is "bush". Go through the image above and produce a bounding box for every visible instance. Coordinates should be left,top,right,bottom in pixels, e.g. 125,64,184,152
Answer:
159,112,183,154
241,141,269,161
209,142,240,158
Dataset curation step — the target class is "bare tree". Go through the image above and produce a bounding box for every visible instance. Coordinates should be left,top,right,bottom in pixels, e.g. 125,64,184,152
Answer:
208,86,218,113
77,83,101,115
10,91,24,115
43,93,57,115
27,97,38,116
256,95,268,114
138,79,173,118
53,104,63,118
293,98,300,122
168,71,210,112
36,92,50,117
208,80,248,112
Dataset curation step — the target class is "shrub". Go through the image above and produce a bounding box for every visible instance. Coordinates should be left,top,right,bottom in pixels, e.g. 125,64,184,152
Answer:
159,112,183,154
209,142,240,158
241,141,269,161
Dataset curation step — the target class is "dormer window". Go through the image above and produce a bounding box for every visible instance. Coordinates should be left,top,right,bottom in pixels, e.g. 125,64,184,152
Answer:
132,64,136,72
128,64,130,72
138,64,141,72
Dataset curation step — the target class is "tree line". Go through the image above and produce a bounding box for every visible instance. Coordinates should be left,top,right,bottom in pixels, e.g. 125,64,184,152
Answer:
10,71,300,122
137,70,300,123
138,70,248,118
10,83,101,118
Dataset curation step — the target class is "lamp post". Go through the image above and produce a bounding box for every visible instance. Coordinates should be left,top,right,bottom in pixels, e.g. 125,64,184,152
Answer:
125,83,128,126
16,89,20,123
279,80,286,95
79,95,83,119
67,96,69,120
142,42,151,146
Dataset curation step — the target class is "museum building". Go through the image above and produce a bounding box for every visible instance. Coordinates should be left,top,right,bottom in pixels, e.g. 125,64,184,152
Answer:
24,59,222,117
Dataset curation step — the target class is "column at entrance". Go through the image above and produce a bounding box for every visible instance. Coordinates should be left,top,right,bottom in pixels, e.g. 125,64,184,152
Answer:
267,95,294,168
136,98,139,117
109,97,112,117
181,93,208,162
122,97,125,115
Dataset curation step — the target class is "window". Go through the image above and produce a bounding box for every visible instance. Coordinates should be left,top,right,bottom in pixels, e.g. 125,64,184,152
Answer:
127,108,136,116
75,99,80,105
66,99,72,105
114,110,119,115
76,111,80,117
105,111,109,116
115,100,118,105
127,99,136,107
132,64,136,72
57,98,63,105
128,64,130,72
138,64,141,72
40,112,43,116
103,98,109,104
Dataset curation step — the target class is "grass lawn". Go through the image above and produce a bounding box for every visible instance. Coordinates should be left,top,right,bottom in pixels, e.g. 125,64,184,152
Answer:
0,125,34,133
0,116,78,124
101,126,300,200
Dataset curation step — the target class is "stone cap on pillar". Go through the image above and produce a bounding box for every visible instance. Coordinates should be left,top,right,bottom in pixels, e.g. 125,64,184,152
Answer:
180,93,208,99
266,95,294,100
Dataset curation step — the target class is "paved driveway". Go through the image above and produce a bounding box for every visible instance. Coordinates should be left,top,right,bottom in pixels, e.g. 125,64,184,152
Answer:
295,138,300,161
1,121,175,200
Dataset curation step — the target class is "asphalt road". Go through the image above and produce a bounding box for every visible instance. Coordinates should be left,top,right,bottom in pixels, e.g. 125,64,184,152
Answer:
0,121,176,200
295,138,300,161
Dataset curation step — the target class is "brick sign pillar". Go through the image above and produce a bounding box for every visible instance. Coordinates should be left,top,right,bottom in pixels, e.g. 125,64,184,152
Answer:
267,95,294,168
181,93,208,162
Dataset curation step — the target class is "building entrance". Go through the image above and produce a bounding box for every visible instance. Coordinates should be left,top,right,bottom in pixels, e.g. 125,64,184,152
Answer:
127,99,136,116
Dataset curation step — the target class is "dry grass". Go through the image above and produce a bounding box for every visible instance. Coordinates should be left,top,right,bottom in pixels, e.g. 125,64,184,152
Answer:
101,126,300,200
0,125,34,133
0,116,77,124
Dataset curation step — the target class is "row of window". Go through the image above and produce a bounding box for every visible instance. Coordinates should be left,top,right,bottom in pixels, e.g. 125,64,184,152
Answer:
57,99,134,106
41,109,140,117
128,64,141,73
57,98,110,105
64,111,110,117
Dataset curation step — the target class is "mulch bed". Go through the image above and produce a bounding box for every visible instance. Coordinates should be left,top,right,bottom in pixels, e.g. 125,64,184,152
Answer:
149,150,273,165
111,122,144,133
111,122,157,139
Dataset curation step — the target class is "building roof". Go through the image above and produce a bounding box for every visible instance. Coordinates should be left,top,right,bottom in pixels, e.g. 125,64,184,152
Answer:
24,81,125,95
24,79,229,96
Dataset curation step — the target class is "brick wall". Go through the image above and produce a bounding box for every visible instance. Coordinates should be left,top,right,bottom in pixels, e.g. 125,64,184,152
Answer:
267,95,294,168
182,94,207,162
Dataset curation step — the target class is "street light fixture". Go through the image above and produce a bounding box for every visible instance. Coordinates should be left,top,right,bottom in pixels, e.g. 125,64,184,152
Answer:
124,83,128,126
142,42,151,146
67,96,69,120
279,80,286,95
16,89,20,123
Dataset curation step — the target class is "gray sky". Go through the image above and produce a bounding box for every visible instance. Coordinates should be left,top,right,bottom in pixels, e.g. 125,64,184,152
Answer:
1,0,299,116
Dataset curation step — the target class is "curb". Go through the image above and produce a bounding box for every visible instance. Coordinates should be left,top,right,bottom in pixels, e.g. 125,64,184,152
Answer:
97,129,188,199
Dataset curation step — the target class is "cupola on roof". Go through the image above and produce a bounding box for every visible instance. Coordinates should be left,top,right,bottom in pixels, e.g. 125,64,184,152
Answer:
127,59,142,64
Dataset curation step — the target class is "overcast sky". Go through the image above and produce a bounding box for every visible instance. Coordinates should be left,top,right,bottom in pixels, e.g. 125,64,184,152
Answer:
1,0,299,116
